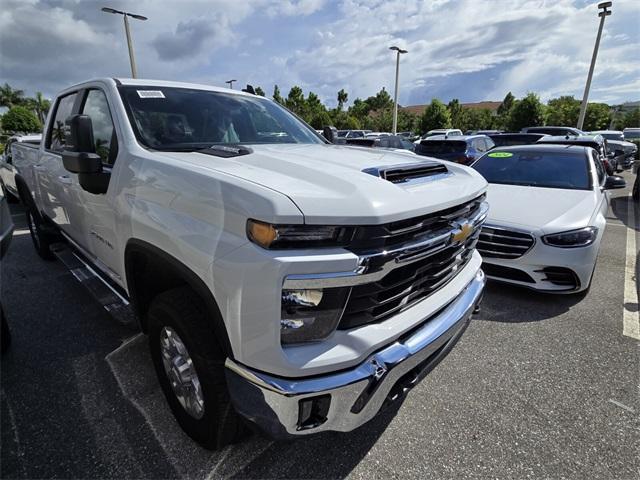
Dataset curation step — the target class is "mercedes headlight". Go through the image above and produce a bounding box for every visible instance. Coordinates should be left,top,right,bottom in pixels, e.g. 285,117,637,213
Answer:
542,227,598,248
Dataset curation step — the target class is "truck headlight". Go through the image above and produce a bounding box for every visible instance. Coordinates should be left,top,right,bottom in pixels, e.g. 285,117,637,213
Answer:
247,219,352,249
542,227,598,248
281,287,350,344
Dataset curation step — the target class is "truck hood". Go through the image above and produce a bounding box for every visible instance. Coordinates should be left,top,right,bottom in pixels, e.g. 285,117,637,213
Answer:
485,183,598,234
158,144,487,224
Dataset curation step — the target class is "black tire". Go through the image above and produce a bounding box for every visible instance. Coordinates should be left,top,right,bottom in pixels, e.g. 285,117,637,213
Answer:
147,286,246,450
633,174,639,202
0,183,18,204
1,307,11,354
25,207,54,260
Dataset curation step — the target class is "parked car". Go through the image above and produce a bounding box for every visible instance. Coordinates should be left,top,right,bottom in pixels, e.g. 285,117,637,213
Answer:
414,129,463,144
337,129,369,139
0,188,13,353
12,78,488,449
471,144,625,293
466,130,503,135
0,134,41,201
606,139,637,170
415,134,495,165
521,126,585,136
488,133,547,147
589,130,624,141
537,134,616,174
345,135,415,151
623,128,640,159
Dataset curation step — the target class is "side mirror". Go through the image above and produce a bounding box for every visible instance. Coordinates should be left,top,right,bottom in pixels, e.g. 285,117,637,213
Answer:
62,115,101,174
604,175,626,190
61,114,109,194
322,126,338,143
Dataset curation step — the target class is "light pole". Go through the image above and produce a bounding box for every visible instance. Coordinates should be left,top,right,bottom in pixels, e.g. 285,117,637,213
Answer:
577,1,612,130
225,79,237,89
390,46,408,135
101,7,147,78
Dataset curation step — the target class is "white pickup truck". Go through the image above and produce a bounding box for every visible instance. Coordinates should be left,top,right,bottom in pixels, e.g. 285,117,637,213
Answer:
12,78,488,449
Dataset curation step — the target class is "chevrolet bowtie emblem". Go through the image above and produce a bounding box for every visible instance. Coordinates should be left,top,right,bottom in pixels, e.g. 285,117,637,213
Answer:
452,222,474,243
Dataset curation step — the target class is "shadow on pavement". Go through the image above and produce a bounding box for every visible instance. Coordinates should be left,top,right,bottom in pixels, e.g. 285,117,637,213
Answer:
476,280,586,323
107,334,401,479
610,196,639,231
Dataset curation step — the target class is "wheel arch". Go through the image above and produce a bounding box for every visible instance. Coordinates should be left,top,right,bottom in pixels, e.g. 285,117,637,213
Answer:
124,238,233,357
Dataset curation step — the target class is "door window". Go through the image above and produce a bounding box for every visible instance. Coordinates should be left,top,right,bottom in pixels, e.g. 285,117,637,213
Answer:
82,90,117,165
47,93,78,153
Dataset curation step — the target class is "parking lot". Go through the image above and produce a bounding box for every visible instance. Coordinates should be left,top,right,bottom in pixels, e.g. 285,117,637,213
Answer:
0,172,638,479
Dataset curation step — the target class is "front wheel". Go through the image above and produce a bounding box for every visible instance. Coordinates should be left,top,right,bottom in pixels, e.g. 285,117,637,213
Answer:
26,208,54,260
147,287,246,450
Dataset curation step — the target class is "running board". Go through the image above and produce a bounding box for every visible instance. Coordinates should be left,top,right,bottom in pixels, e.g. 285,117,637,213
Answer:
50,243,137,325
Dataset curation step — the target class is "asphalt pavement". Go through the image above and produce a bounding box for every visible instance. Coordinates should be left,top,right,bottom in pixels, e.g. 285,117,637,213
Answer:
1,171,638,479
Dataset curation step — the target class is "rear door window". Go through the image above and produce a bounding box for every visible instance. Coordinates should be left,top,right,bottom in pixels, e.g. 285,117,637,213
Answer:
47,93,78,153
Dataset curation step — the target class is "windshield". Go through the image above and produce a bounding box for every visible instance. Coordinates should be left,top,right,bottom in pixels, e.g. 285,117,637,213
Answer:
119,86,323,150
598,132,623,141
419,140,467,154
472,149,591,190
625,130,640,139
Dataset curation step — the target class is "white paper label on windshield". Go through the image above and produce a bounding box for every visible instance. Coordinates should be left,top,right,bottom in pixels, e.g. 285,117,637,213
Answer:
137,90,165,98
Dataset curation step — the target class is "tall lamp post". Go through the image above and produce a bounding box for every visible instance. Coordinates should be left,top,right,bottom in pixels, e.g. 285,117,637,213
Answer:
101,7,147,78
225,79,237,89
577,1,612,130
390,46,408,135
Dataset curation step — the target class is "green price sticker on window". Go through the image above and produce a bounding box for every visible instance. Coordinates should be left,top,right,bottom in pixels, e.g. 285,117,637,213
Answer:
488,152,513,158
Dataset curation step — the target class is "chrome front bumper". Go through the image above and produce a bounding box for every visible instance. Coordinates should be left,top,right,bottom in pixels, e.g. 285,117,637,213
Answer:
225,269,485,439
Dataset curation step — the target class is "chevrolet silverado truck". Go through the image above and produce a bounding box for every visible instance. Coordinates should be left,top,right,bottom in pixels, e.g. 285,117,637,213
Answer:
12,78,488,449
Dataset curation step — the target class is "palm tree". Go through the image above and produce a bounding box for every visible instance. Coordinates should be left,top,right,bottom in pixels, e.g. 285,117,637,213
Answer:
32,92,51,124
0,83,25,108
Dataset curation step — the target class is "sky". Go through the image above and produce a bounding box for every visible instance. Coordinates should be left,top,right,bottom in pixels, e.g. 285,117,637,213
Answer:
1,0,638,108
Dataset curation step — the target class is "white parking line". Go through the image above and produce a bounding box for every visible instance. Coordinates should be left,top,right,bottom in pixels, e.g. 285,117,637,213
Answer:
623,194,640,340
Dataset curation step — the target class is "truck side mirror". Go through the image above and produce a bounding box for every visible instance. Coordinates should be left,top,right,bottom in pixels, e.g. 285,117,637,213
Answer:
61,114,109,194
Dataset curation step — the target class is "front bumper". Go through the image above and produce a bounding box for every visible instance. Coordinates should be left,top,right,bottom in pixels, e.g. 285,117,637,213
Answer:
224,269,485,439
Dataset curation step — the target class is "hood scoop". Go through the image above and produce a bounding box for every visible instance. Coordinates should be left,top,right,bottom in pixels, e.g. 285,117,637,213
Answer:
364,161,449,185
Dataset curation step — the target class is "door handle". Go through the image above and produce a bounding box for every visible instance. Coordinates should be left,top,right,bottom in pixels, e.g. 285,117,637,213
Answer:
33,164,45,171
58,175,73,184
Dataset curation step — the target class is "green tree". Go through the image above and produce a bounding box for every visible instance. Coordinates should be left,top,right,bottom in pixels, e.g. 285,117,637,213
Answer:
0,83,25,108
254,86,265,97
497,92,515,116
272,85,284,104
337,89,348,111
2,106,41,133
419,99,451,133
397,109,418,132
622,108,640,129
447,99,471,131
583,103,612,131
507,93,544,132
545,96,580,126
465,108,495,131
285,86,306,116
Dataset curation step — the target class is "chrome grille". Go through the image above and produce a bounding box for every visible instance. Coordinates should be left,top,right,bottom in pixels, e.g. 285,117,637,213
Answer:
349,195,486,251
338,195,486,329
477,226,534,259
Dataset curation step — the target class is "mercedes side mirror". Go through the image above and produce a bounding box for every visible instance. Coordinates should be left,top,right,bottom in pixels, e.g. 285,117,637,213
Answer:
61,114,109,194
322,126,338,143
603,175,626,190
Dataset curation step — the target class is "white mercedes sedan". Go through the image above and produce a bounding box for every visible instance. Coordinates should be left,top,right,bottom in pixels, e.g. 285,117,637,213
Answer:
471,144,626,293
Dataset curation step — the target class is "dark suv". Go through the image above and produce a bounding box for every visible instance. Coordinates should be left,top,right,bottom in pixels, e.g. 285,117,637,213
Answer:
537,134,616,174
415,134,495,164
522,126,585,136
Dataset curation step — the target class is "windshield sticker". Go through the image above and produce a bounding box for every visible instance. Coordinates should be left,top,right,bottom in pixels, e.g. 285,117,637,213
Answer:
488,152,513,158
137,90,165,99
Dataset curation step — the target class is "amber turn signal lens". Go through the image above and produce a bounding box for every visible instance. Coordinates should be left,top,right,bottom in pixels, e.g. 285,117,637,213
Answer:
247,220,278,248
